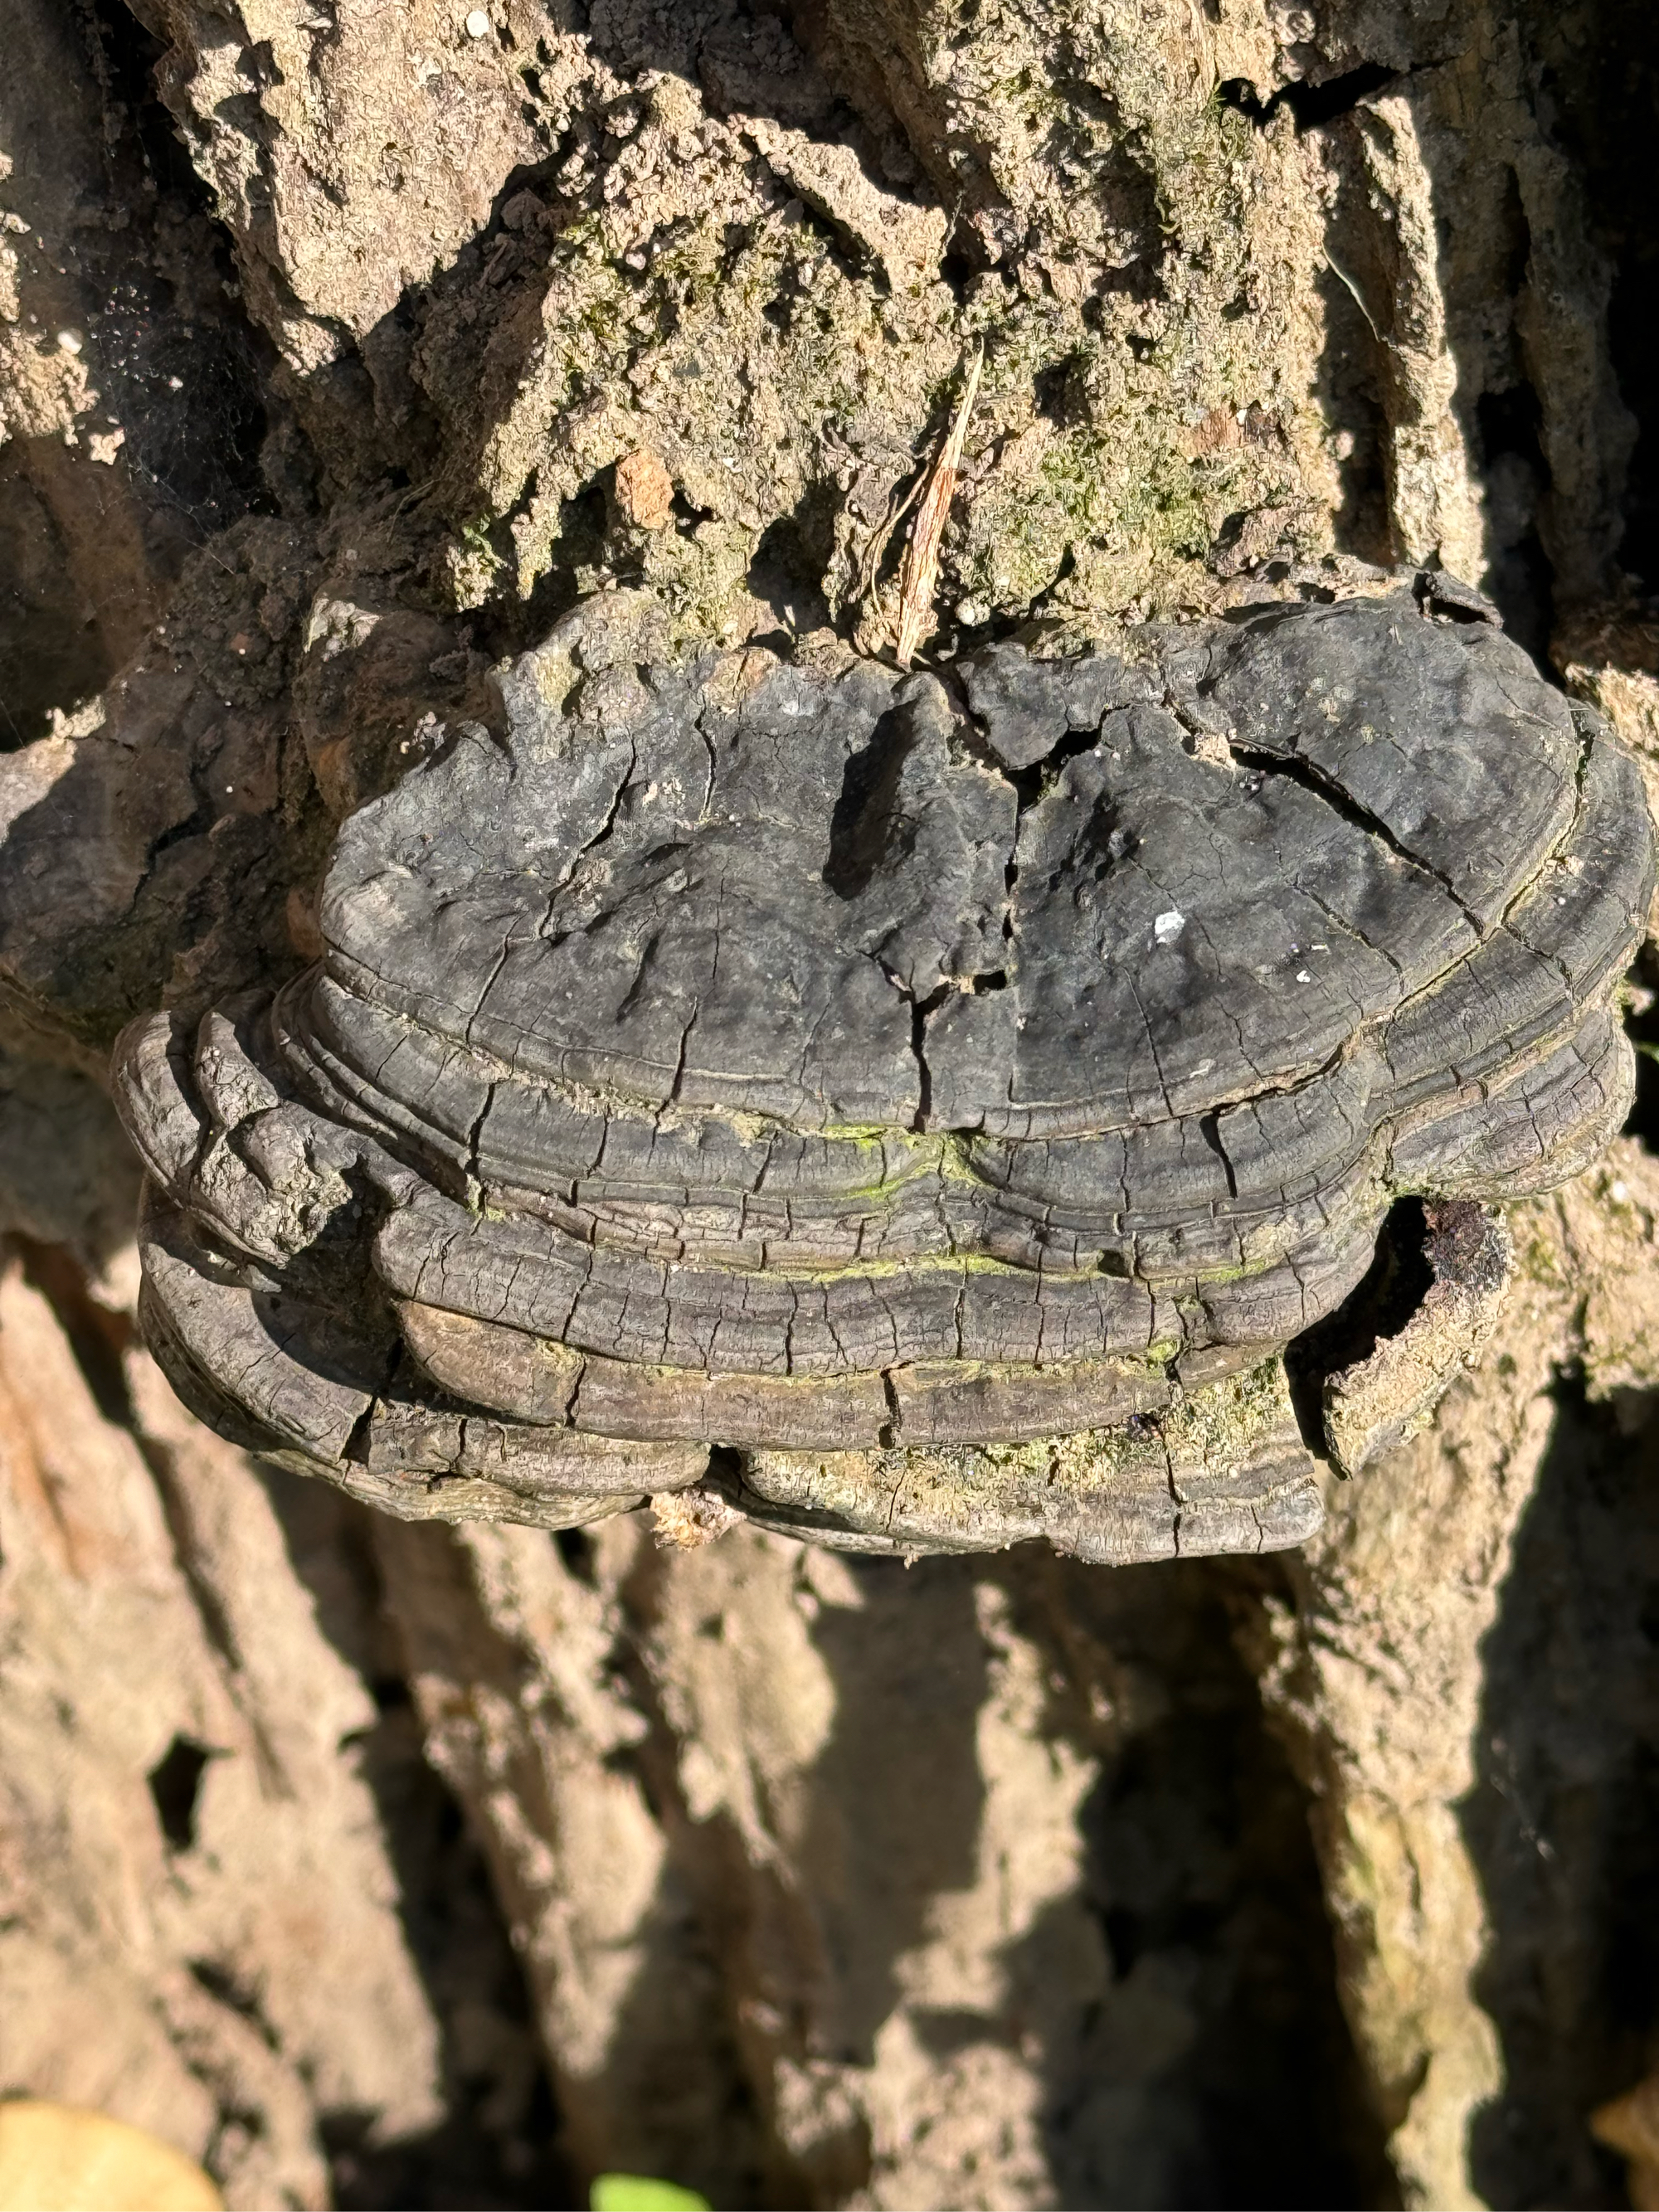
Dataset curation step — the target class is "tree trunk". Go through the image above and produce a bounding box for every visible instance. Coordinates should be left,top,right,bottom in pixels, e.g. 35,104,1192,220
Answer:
3,0,1659,2204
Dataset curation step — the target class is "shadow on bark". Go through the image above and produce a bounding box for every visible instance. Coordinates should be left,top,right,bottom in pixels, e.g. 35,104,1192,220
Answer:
1462,1376,1659,2210
0,0,274,750
257,1478,581,2211
1519,0,1659,591
790,1556,990,2069
994,1554,1395,2210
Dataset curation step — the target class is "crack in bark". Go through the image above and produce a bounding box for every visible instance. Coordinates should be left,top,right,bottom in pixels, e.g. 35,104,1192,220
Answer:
878,1367,902,1447
1224,734,1486,932
1199,1109,1238,1199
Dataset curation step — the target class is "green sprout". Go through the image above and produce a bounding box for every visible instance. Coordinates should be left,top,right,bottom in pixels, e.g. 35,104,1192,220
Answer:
590,2176,712,2211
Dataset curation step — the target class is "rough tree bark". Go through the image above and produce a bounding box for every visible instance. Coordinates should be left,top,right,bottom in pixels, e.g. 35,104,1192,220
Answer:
3,0,1659,2206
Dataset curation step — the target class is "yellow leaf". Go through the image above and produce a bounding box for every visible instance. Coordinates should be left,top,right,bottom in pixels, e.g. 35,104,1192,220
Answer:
0,2102,221,2212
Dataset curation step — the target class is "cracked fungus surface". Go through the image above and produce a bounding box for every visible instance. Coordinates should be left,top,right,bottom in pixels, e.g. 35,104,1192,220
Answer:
112,580,1654,1563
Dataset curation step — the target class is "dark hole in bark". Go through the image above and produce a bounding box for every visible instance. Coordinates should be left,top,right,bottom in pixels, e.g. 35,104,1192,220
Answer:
148,1734,214,1853
1219,63,1399,132
939,237,981,301
555,1525,597,1582
1033,357,1083,427
1623,942,1659,1155
1283,1197,1436,1454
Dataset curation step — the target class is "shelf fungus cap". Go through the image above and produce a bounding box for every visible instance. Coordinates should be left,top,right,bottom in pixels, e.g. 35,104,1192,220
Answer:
114,578,1655,1562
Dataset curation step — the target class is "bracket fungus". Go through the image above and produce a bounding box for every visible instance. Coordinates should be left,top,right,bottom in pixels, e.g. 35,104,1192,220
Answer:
114,577,1655,1562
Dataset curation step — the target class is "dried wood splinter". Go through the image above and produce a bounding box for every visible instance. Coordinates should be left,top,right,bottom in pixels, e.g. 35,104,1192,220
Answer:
895,346,983,669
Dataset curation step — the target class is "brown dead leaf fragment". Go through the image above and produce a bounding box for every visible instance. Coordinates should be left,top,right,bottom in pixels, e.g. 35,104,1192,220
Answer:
895,345,983,669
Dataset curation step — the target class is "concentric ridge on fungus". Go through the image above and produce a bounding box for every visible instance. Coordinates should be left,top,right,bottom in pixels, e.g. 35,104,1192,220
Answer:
113,576,1656,1561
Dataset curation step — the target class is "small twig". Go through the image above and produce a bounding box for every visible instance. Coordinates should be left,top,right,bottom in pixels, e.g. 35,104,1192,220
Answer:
894,343,983,670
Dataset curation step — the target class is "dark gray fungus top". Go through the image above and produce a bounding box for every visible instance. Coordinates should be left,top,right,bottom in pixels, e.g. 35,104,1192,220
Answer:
112,583,1655,1553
